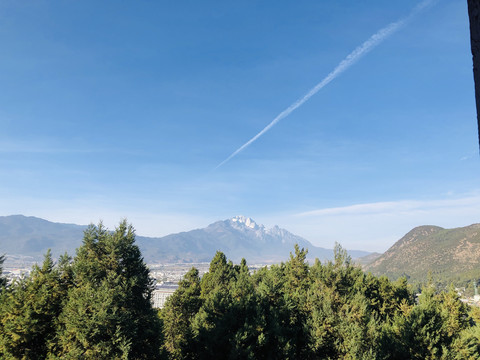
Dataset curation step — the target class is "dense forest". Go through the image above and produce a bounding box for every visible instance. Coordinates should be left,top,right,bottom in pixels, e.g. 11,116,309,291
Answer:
0,222,479,359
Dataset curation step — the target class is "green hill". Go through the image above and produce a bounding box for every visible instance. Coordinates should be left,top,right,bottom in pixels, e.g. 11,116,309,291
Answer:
364,223,480,289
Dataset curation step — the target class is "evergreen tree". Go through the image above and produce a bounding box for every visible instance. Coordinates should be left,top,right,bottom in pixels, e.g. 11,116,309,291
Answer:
199,251,235,297
306,281,342,358
396,284,455,359
2,236,478,359
228,258,259,358
281,245,310,359
56,221,163,359
158,243,480,359
253,264,293,359
284,244,309,294
161,267,202,359
0,250,69,359
450,325,480,359
192,252,255,359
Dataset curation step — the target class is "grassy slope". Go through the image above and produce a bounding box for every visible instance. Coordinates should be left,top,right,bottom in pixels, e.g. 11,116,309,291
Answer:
365,224,480,288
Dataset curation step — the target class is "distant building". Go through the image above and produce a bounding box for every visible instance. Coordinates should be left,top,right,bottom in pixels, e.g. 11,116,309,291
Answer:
152,283,178,309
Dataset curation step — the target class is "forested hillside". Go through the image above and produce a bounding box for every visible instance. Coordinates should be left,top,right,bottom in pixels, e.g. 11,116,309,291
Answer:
365,224,480,290
0,222,479,359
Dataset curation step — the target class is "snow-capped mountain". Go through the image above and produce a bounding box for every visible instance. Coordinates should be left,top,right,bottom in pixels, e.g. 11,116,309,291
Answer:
139,216,369,263
225,215,311,248
230,215,260,230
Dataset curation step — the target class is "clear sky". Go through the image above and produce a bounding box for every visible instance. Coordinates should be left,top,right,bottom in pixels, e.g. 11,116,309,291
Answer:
1,0,479,252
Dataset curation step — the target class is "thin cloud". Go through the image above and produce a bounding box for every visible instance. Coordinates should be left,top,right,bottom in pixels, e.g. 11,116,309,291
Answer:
296,195,480,218
215,0,435,169
267,192,480,251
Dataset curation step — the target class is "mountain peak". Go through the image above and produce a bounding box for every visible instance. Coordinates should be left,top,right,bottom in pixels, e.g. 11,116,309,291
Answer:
230,215,260,230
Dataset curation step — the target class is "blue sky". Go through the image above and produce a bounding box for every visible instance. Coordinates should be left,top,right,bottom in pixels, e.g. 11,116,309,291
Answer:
1,0,479,252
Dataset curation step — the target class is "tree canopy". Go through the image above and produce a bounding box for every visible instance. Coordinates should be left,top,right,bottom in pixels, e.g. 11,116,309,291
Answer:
0,221,163,360
0,223,479,359
160,244,480,359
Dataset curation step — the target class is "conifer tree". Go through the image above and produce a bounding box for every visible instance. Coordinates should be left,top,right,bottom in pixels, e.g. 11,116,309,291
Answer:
192,252,246,358
161,267,202,359
397,284,452,359
282,245,310,359
158,243,480,359
0,250,68,359
56,221,163,359
450,325,480,359
253,264,293,359
284,244,309,294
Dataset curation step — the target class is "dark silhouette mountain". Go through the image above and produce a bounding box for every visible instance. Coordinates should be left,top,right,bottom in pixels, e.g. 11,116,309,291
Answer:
0,215,370,264
364,223,480,286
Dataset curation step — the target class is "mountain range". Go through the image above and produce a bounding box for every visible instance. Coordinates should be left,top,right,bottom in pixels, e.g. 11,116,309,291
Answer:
0,215,370,264
2,215,480,288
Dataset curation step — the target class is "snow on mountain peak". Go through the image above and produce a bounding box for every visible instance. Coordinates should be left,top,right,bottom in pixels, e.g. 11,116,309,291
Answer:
222,216,312,247
267,225,284,236
230,215,259,229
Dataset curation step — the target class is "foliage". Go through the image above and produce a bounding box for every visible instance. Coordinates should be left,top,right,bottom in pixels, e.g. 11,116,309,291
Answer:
162,243,479,359
0,225,479,359
55,221,162,359
0,250,71,359
0,221,162,359
161,267,202,359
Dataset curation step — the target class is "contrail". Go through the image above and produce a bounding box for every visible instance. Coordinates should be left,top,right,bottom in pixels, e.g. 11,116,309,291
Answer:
215,0,435,169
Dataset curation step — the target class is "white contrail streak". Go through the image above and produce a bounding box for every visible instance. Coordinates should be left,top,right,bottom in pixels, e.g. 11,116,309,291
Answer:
215,0,435,169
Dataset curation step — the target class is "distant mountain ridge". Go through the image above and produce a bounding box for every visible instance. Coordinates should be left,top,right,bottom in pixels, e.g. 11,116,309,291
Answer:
364,223,480,286
0,215,86,257
0,215,370,264
139,215,351,263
